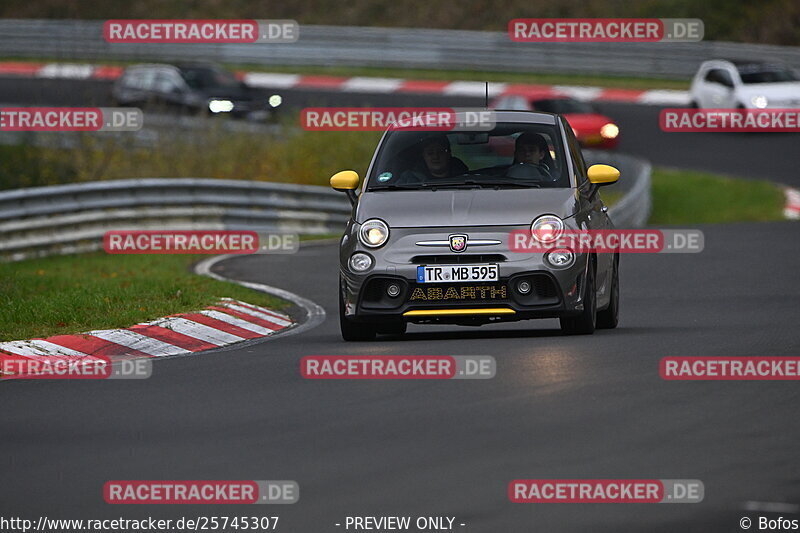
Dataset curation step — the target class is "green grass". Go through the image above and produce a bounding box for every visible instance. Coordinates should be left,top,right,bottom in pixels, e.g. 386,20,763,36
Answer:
0,253,288,342
649,167,785,224
0,121,382,191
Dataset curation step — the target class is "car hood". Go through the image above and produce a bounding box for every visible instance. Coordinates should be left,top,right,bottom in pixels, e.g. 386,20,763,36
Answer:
356,188,579,227
737,82,800,99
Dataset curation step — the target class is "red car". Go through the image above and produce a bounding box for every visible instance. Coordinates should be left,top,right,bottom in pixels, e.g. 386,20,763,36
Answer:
491,94,620,149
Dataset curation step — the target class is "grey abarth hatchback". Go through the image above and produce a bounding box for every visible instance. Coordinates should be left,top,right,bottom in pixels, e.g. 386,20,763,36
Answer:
331,111,620,341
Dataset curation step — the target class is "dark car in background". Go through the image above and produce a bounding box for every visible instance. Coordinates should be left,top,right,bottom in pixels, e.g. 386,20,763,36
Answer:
492,94,620,149
112,63,282,120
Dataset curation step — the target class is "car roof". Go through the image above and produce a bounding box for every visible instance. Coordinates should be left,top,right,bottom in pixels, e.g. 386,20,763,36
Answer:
125,63,175,70
700,59,785,70
488,110,558,125
124,63,223,73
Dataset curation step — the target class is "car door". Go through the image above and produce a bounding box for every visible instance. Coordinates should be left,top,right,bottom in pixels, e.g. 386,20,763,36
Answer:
562,117,613,295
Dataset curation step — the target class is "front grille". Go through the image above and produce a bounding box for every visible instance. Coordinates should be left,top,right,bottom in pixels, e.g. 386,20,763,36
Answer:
532,275,559,299
411,254,507,265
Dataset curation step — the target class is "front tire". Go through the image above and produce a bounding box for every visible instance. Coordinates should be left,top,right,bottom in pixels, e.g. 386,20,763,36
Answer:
560,263,596,335
596,254,619,329
339,283,376,341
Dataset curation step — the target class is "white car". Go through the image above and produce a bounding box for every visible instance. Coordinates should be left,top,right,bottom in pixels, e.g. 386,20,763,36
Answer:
689,60,800,109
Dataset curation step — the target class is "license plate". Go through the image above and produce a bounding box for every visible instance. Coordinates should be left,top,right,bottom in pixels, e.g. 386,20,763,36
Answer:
417,264,499,283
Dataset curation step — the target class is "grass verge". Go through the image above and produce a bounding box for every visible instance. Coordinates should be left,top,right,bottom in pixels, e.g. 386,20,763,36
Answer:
0,252,289,342
0,121,381,190
649,167,786,224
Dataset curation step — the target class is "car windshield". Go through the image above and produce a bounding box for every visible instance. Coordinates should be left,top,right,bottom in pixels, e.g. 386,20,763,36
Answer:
180,67,240,89
737,66,800,84
367,123,570,191
532,99,596,114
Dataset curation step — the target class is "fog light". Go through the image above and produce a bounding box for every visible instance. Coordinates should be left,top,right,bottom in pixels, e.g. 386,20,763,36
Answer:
546,249,575,268
386,283,401,297
517,280,532,294
349,252,373,273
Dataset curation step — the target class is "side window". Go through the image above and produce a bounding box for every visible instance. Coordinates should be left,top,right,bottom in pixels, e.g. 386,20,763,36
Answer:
123,69,152,90
562,117,587,185
705,69,734,87
134,69,157,90
153,71,179,93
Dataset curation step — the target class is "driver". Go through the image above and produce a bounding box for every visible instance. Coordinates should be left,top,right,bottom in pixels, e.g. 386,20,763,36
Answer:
397,135,467,183
513,132,551,171
420,135,453,178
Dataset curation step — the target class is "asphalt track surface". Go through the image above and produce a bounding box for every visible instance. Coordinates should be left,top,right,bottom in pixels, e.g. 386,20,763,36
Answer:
1,75,799,532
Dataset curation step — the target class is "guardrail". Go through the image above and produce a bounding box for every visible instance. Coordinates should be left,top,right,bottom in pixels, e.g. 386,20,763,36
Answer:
585,150,652,229
0,179,352,261
0,20,799,79
0,152,651,262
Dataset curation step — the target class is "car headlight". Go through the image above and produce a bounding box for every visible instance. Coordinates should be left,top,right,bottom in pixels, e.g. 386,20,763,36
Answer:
531,215,564,243
358,219,389,248
268,94,282,108
349,252,373,273
751,95,768,109
208,99,234,113
600,123,619,139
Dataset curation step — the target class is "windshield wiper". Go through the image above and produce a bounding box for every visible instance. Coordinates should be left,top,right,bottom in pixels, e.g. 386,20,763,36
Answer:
480,179,542,189
423,180,483,191
368,184,426,191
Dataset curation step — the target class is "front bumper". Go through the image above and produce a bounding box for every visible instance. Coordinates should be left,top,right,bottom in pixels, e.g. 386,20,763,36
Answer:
339,225,589,324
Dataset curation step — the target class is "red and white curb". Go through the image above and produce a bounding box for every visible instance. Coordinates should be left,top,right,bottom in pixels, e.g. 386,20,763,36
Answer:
785,187,800,220
0,61,690,106
0,298,293,370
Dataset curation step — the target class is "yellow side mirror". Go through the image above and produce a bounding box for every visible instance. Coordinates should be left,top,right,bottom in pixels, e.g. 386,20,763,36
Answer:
587,164,620,185
330,170,360,191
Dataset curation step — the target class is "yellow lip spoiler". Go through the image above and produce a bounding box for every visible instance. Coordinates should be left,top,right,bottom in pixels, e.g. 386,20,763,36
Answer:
403,308,516,317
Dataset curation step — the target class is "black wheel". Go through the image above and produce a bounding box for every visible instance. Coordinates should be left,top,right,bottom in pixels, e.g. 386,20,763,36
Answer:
560,262,596,335
688,100,698,109
376,321,407,336
339,282,376,342
596,254,619,329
